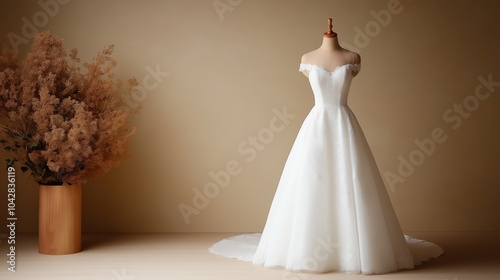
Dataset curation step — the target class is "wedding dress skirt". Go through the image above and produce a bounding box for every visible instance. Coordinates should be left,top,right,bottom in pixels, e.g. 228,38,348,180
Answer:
209,63,443,274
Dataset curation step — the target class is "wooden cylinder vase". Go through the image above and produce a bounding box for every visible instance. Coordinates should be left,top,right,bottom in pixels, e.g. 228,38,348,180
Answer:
39,184,82,255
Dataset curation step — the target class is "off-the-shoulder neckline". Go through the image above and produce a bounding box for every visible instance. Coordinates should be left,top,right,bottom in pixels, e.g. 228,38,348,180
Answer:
299,63,360,74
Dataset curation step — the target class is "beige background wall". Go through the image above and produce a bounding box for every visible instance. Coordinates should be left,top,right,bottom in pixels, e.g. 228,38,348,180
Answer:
0,0,498,233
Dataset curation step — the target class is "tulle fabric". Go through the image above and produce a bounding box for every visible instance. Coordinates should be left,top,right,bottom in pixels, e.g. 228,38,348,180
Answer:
210,63,443,274
210,233,443,272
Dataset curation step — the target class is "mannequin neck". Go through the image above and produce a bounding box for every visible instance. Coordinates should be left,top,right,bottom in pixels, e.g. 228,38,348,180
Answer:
320,35,341,50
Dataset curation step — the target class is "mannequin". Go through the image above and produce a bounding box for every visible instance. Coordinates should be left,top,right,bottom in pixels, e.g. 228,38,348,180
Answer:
209,17,443,274
301,18,360,77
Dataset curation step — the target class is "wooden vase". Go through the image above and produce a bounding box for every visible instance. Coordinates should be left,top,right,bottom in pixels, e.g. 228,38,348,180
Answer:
38,184,82,255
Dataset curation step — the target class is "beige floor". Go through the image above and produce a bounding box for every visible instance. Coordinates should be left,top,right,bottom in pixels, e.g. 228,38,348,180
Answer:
0,232,498,280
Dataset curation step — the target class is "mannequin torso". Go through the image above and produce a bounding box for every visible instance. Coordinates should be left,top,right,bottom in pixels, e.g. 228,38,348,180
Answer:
301,35,360,78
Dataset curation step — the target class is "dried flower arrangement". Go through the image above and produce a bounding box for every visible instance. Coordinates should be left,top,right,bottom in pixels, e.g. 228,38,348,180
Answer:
0,31,138,185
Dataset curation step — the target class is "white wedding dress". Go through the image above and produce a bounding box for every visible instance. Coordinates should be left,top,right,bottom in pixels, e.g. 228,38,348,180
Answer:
209,63,443,274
